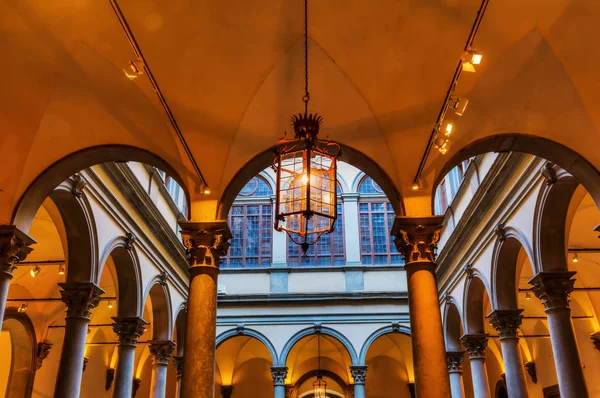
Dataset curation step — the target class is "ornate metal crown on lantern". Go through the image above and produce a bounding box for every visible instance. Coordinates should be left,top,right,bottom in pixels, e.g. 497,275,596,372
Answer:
272,0,341,254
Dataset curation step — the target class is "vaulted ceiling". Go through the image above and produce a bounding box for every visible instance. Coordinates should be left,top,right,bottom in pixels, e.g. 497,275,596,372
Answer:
2,0,600,221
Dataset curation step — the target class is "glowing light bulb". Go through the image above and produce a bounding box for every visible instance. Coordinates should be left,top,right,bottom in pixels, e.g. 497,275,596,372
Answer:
445,123,453,136
438,146,448,155
58,265,65,275
525,292,532,300
572,253,579,263
412,181,422,191
30,266,41,278
471,52,482,65
18,304,28,313
108,301,114,309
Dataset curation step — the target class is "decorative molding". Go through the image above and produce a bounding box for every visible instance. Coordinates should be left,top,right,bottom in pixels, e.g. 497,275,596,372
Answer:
158,270,168,286
125,232,137,250
143,164,185,220
36,340,53,369
391,217,443,264
529,271,576,311
0,225,36,275
494,223,506,242
464,264,474,280
525,361,537,383
218,312,410,326
236,323,245,334
461,334,489,359
59,282,104,319
105,368,115,391
487,309,523,339
271,366,288,386
71,174,87,197
313,322,322,333
391,321,402,332
350,365,367,384
540,162,557,186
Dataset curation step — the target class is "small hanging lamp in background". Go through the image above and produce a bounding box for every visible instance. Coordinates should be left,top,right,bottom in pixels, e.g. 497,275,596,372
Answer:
313,333,327,398
273,0,341,254
30,265,41,278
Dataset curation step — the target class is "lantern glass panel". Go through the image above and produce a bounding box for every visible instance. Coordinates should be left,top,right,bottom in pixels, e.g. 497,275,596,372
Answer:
313,377,327,398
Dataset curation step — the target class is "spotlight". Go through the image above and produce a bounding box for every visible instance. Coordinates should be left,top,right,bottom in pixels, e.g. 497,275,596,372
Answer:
525,292,532,300
412,180,423,191
461,50,482,73
444,123,453,137
123,59,145,81
30,266,41,278
572,253,579,263
434,135,449,155
108,301,114,309
58,265,65,276
203,189,211,195
18,303,28,313
448,97,469,116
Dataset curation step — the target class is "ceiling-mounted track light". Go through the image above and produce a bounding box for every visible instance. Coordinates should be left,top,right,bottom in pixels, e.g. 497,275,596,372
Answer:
461,50,483,72
123,59,145,80
448,96,469,116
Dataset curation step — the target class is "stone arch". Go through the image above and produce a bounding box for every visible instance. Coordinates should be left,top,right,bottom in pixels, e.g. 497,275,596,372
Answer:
294,369,349,392
279,325,359,367
98,235,144,318
172,304,187,357
1,308,37,397
217,144,404,220
533,168,580,272
463,275,493,334
443,300,464,352
48,178,98,283
432,134,598,214
216,328,278,366
142,276,173,341
350,171,366,193
491,226,535,311
12,144,191,232
358,324,411,365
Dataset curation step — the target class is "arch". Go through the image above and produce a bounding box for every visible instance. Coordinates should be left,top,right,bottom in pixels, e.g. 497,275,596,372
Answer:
142,276,173,340
533,170,580,272
216,328,278,366
217,144,404,220
491,227,535,311
463,274,493,334
48,179,98,283
358,324,411,365
1,308,37,398
172,304,187,357
279,326,359,367
98,235,144,318
350,171,366,193
294,369,348,392
12,144,191,232
443,300,464,352
432,134,599,213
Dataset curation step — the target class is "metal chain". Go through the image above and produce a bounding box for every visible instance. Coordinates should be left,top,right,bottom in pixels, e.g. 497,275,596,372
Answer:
303,0,310,114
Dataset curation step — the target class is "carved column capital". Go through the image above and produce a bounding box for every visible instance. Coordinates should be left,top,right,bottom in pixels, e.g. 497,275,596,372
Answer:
350,365,368,385
112,317,148,347
270,366,288,386
391,217,443,264
487,309,523,339
0,225,35,275
179,221,232,277
461,334,489,360
172,356,184,379
59,282,104,319
446,351,465,373
529,271,576,311
148,340,176,365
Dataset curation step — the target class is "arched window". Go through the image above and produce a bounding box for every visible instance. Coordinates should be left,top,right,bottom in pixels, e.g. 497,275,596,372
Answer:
287,201,345,266
223,176,273,268
358,176,403,265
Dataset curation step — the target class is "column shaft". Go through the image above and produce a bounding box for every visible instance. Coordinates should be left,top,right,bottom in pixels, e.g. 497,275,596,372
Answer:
499,338,528,398
392,216,451,398
530,271,588,397
149,340,175,398
446,351,465,398
54,282,104,398
448,373,465,398
353,384,365,398
179,221,231,398
274,385,285,398
112,317,147,398
470,358,491,398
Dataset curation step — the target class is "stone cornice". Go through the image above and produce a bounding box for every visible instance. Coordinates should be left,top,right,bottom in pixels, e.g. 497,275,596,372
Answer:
218,291,408,305
436,154,547,295
83,166,189,296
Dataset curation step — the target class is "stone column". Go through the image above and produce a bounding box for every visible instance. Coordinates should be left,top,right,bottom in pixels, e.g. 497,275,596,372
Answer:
488,309,529,398
112,317,148,398
179,221,231,398
271,366,288,398
529,271,588,397
0,226,35,330
148,340,176,398
391,216,451,397
54,282,104,397
172,356,184,397
446,351,465,398
350,366,367,398
461,334,491,398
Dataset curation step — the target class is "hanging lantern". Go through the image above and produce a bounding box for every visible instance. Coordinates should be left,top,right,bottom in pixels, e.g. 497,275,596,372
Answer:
313,375,327,398
273,0,341,253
